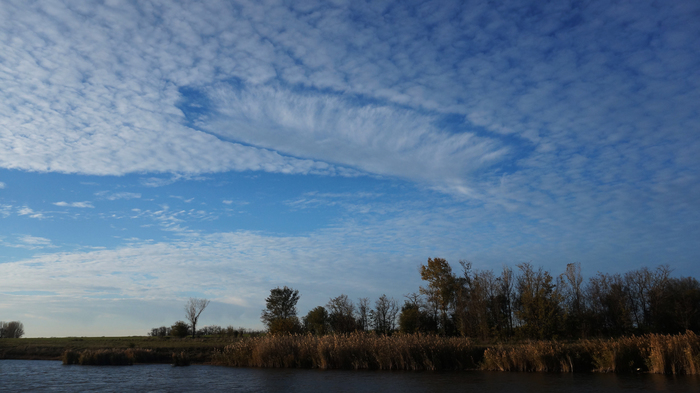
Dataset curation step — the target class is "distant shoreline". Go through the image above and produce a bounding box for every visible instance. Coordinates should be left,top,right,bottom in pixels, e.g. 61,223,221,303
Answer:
2,331,699,374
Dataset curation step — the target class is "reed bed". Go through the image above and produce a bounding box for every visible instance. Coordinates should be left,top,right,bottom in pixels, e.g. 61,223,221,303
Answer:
212,333,482,370
481,332,700,374
646,331,700,374
481,341,591,372
582,335,650,373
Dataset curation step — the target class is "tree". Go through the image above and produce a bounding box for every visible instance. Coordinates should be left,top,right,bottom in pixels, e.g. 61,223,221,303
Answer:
261,286,301,334
514,263,563,339
185,298,210,338
171,321,190,338
398,293,436,333
303,306,329,335
370,294,399,334
355,297,371,332
0,321,24,338
419,257,458,335
327,294,356,333
398,302,421,333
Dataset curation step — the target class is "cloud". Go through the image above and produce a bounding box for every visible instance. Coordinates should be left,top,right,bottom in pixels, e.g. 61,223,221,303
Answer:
0,181,5,189
0,0,696,203
53,201,94,208
1,234,56,250
17,206,45,219
0,1,347,179
95,192,142,201
205,85,507,188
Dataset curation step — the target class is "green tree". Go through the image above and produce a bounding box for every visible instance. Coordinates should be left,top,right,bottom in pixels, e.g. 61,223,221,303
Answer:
303,306,329,335
261,286,302,334
171,321,190,338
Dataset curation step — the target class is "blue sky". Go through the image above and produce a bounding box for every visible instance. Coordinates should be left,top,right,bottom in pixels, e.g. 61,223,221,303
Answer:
1,0,699,337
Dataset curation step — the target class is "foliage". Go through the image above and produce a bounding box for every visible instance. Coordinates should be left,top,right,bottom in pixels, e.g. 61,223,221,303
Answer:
261,286,301,334
171,321,190,338
303,306,328,335
419,257,458,335
514,263,563,339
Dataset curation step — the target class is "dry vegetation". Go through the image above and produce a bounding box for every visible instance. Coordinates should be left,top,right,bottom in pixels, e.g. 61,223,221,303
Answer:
211,331,700,375
212,332,483,370
4,331,700,374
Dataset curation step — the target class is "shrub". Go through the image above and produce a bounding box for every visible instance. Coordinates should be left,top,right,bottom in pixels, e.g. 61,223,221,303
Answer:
171,321,190,338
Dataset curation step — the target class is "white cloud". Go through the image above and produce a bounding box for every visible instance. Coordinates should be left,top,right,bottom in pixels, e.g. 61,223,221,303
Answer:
206,85,507,188
18,235,52,246
1,234,56,250
1,0,696,203
17,206,45,219
95,192,142,201
0,181,5,189
53,201,94,208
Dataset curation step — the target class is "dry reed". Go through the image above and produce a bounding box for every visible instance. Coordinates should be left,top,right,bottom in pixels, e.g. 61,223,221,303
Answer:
480,341,590,372
646,331,700,374
212,332,481,370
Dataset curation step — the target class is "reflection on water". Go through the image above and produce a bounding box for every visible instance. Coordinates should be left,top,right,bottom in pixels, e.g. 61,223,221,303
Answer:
1,360,700,392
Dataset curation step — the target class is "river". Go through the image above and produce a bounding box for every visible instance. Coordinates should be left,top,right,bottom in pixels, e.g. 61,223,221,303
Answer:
1,360,699,392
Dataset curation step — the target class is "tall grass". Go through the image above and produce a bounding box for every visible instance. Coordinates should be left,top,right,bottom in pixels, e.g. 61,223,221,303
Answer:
647,331,700,374
212,332,482,370
213,331,700,374
480,332,700,374
582,335,649,373
481,341,591,372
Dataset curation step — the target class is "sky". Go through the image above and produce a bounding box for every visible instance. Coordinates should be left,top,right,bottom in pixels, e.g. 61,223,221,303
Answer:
1,0,699,337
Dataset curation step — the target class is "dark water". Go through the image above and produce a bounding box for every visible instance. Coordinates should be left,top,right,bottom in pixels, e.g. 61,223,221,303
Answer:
2,360,700,392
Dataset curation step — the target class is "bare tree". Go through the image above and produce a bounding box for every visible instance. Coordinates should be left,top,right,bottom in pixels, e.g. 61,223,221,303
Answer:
355,297,370,331
0,321,24,338
327,294,356,333
370,294,399,334
185,298,210,338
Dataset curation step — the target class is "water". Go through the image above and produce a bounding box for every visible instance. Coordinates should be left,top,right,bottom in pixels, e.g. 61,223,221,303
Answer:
1,360,699,392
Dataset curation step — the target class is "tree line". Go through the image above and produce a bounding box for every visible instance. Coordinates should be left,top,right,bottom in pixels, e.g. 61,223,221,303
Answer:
261,259,700,340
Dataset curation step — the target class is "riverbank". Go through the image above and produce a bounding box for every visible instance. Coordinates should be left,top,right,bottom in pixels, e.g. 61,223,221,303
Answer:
2,331,699,374
0,336,227,363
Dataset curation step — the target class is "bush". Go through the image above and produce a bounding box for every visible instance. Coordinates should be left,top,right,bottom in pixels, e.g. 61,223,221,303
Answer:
171,321,190,338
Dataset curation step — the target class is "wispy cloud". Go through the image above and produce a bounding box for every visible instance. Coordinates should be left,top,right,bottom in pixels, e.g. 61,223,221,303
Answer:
95,191,142,201
17,206,45,219
1,234,57,250
206,85,507,189
53,201,94,208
